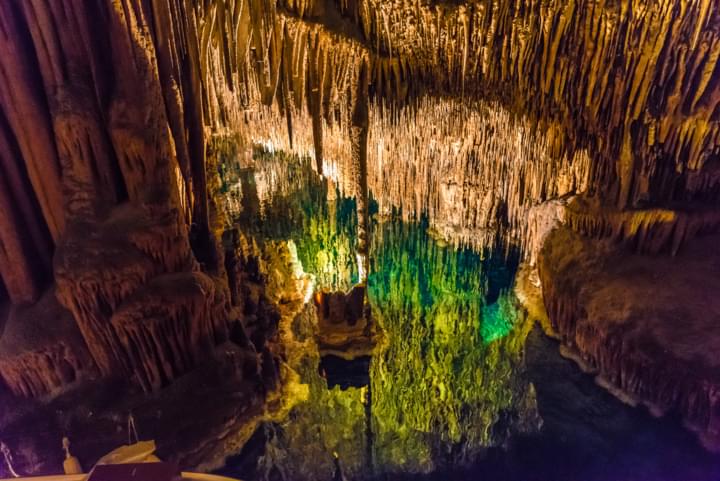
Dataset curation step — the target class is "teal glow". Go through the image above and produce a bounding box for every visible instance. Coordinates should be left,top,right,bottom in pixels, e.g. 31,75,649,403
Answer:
480,299,516,343
229,152,537,478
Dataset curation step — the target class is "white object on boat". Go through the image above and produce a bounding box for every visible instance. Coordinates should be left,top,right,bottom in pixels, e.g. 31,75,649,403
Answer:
0,441,243,481
94,441,159,466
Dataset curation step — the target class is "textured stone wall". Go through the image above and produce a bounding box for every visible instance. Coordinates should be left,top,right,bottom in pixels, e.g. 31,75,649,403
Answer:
0,0,719,396
538,227,720,451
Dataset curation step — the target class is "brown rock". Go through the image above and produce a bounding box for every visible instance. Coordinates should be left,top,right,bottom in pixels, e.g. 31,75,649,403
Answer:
54,203,196,377
111,272,229,392
539,227,720,450
0,291,95,398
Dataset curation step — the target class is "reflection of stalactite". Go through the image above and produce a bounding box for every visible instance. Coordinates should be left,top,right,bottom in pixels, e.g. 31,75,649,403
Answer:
367,221,534,473
234,153,360,292
241,97,591,258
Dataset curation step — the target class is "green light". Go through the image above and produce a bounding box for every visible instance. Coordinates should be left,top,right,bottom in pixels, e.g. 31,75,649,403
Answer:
480,298,516,343
229,152,539,478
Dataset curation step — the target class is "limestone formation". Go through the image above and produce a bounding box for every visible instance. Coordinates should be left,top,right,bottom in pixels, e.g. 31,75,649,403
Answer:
54,203,197,378
0,0,717,424
111,272,230,392
539,227,720,451
564,195,720,255
3,0,719,302
0,291,94,398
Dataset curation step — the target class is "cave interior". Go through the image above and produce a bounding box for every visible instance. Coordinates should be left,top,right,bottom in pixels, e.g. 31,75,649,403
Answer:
0,0,719,480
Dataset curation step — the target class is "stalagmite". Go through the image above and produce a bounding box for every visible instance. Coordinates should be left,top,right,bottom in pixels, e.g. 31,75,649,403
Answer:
350,58,371,281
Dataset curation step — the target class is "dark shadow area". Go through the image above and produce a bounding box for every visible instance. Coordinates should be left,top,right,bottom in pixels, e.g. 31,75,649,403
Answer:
319,355,371,390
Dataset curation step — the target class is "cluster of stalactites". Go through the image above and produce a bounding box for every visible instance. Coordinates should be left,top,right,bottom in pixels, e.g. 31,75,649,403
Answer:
334,0,720,207
199,0,720,258
239,95,591,259
0,0,215,303
3,0,720,303
234,0,720,204
200,0,592,258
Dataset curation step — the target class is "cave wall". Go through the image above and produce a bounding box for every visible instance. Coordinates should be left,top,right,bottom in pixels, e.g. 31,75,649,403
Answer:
0,0,719,395
0,0,229,393
538,226,720,450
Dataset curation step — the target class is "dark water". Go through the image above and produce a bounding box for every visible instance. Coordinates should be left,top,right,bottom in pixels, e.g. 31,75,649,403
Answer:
218,154,720,481
319,355,372,390
472,328,720,481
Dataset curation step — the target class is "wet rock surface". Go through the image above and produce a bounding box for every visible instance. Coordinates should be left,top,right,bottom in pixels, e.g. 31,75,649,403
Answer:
539,226,720,451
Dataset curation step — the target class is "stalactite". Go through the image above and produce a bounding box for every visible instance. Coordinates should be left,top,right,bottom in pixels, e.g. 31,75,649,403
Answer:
308,34,324,175
240,95,591,258
54,203,196,377
331,0,720,207
20,0,122,218
200,0,720,259
281,24,295,150
111,272,229,392
0,293,95,398
150,0,194,214
0,172,42,304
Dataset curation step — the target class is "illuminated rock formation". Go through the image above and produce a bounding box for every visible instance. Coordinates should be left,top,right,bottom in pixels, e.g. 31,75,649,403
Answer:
0,0,717,437
539,227,720,451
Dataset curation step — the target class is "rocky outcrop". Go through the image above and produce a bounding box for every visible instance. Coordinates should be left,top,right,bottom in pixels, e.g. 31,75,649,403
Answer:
565,196,720,255
539,227,720,451
54,203,197,378
0,291,95,398
111,272,230,392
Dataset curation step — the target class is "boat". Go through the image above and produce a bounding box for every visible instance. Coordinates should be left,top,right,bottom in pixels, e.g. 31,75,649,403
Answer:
0,440,243,481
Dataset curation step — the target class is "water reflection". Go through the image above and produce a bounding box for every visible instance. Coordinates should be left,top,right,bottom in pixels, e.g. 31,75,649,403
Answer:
223,154,539,480
367,220,537,475
218,152,720,481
